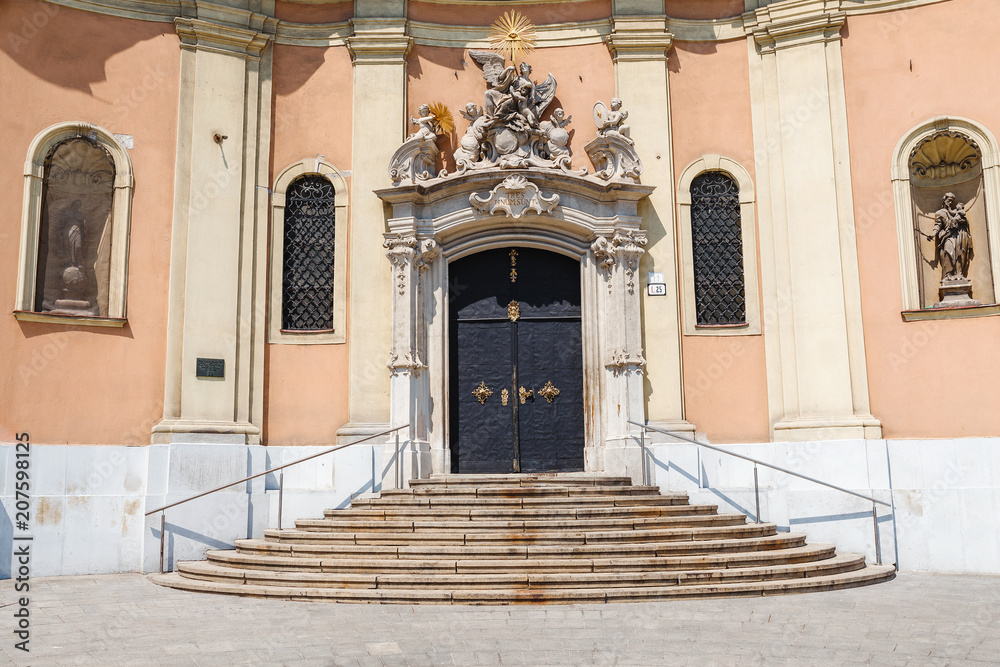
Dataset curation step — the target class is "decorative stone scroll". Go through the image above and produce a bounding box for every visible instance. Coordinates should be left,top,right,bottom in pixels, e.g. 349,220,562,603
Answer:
470,175,559,219
388,104,445,186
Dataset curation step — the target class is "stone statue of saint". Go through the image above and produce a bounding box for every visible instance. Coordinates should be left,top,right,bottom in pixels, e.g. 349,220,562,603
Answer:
60,199,87,268
932,192,974,280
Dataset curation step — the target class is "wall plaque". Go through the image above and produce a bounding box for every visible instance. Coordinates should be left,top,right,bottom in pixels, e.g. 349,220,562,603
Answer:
196,358,225,378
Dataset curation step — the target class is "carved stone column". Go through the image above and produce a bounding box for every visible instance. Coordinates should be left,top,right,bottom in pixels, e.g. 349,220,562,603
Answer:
382,234,437,488
606,13,695,438
745,1,881,441
153,14,274,445
592,228,648,483
339,13,412,444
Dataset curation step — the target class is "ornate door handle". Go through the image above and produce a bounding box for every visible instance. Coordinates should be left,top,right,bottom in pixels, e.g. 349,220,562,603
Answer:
519,386,533,404
472,381,493,405
538,380,560,403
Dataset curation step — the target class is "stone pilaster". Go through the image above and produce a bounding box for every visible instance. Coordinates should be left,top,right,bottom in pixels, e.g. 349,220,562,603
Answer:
153,11,275,445
744,0,881,441
382,234,437,488
605,14,695,437
338,15,412,444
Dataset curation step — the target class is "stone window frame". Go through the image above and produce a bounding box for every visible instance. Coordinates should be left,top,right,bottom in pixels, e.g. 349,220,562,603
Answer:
14,121,134,327
677,154,761,336
892,116,1000,320
269,158,349,344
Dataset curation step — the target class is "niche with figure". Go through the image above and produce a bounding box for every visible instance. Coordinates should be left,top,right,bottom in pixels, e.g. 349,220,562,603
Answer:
909,131,994,308
34,137,115,316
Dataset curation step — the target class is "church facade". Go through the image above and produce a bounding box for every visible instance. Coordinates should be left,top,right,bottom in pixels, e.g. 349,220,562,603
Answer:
2,0,999,577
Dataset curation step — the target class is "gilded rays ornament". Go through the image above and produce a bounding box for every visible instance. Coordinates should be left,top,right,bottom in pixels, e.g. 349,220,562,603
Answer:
489,10,536,64
428,101,454,135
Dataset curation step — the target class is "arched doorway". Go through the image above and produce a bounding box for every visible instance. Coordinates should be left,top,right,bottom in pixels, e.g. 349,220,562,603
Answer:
448,247,584,473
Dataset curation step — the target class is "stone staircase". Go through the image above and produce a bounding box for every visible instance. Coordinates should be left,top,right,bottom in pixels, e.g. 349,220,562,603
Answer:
150,473,895,603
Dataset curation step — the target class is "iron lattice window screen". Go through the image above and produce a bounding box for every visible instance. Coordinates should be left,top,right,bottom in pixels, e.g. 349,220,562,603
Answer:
690,172,746,326
281,175,336,331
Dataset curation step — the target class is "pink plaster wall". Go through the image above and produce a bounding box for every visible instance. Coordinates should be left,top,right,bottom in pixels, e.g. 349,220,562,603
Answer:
669,38,769,444
842,0,1000,439
408,0,611,26
664,0,745,20
0,1,178,445
265,44,354,445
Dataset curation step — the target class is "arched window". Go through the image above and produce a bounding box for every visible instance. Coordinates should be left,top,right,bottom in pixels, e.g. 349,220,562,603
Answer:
677,155,760,335
892,118,1000,317
269,159,349,343
15,122,133,325
690,171,746,326
281,175,336,331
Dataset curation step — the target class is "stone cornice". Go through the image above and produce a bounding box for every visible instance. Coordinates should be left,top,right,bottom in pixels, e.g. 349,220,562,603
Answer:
746,0,846,52
347,18,411,63
605,16,674,62
175,17,272,57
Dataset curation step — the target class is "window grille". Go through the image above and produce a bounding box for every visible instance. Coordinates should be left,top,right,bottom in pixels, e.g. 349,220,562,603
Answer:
690,172,746,326
281,175,336,331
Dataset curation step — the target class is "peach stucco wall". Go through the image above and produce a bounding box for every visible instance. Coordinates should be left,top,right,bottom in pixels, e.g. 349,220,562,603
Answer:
664,0,744,20
0,1,178,445
842,0,1000,438
408,0,611,26
407,43,614,175
669,37,769,444
265,44,354,445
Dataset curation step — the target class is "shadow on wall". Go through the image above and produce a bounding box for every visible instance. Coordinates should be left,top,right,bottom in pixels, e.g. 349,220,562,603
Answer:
1,0,172,94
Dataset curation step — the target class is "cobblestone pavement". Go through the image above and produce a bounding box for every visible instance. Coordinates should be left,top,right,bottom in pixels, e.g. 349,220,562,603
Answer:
1,571,998,666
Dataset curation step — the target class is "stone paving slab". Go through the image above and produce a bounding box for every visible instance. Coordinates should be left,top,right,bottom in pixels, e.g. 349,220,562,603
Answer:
0,571,997,665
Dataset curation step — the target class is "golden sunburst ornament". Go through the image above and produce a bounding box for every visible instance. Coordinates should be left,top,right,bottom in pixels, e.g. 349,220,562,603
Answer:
428,101,454,135
489,10,536,64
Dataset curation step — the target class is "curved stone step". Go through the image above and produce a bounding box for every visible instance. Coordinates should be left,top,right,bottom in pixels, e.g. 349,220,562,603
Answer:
261,522,777,546
176,553,864,590
378,485,662,498
322,504,721,520
206,543,838,574
231,532,809,561
149,564,895,604
295,513,747,533
350,494,689,509
410,474,634,487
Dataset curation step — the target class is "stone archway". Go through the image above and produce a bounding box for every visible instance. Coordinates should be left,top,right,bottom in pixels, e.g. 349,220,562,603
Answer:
377,168,654,486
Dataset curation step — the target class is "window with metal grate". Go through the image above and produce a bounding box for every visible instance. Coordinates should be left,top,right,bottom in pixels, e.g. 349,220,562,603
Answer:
281,175,336,331
690,171,746,326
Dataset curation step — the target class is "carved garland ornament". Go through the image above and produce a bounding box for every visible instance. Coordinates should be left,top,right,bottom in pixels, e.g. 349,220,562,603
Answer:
470,175,559,219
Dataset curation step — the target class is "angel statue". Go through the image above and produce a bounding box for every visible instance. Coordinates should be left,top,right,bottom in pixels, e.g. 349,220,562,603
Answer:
408,104,440,141
467,50,557,162
539,108,572,161
595,97,632,145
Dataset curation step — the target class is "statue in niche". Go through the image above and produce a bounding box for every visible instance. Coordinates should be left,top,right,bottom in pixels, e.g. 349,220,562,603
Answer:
50,199,96,313
60,199,87,268
932,192,974,280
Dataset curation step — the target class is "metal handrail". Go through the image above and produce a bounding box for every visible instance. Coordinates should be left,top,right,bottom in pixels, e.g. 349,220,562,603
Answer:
629,420,893,566
147,424,408,572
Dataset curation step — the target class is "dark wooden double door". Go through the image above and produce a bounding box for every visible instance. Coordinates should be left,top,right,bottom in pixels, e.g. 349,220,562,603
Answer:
449,248,584,473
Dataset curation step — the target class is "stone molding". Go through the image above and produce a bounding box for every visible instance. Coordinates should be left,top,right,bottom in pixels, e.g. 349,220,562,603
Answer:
15,122,134,322
605,17,674,62
891,116,1000,316
174,17,273,57
746,0,845,52
347,18,411,62
676,154,762,337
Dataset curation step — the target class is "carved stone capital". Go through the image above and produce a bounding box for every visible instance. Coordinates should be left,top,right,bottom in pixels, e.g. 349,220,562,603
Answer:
592,230,647,295
605,348,647,376
387,350,426,377
384,235,418,295
745,1,845,53
347,19,411,64
174,18,271,58
605,17,673,62
415,239,440,272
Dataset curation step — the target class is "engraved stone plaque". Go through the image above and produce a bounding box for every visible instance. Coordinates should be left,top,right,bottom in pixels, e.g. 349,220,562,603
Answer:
196,358,225,378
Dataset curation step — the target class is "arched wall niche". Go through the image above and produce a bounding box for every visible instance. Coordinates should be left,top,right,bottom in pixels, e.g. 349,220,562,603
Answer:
376,168,655,486
892,117,1000,314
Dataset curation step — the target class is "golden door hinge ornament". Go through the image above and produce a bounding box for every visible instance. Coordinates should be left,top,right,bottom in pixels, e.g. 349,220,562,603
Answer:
472,381,493,405
519,386,533,404
507,300,520,321
500,388,509,406
538,380,560,403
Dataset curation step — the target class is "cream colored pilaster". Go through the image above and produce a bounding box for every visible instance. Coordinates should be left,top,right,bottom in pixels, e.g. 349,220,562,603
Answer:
606,15,695,436
744,0,881,441
153,9,275,445
338,15,411,442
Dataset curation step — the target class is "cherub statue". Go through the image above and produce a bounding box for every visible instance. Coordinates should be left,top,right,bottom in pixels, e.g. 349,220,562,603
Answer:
455,103,490,166
595,97,633,145
539,108,572,160
408,104,440,142
468,50,557,133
